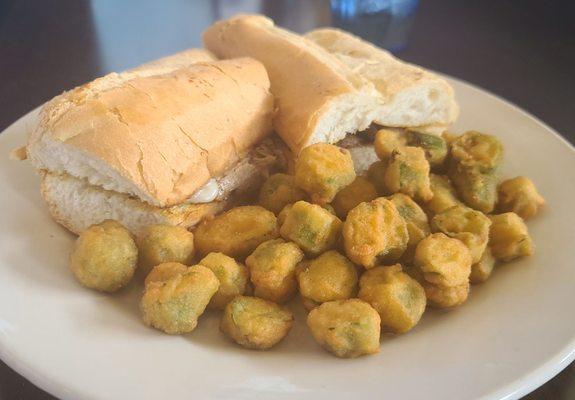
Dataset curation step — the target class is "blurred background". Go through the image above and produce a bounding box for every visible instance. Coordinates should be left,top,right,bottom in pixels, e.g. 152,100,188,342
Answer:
0,0,574,399
0,0,574,139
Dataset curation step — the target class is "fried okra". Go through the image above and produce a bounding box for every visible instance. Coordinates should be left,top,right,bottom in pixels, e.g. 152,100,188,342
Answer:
431,205,491,264
374,129,407,160
137,225,195,275
220,296,293,350
144,261,188,287
442,131,459,146
448,131,504,213
294,143,356,204
388,193,430,262
408,131,448,168
331,176,378,219
297,251,358,309
384,147,433,202
70,220,138,292
307,299,381,358
277,204,293,226
358,264,426,334
406,265,470,308
258,173,307,215
322,204,336,215
414,233,472,287
425,174,462,216
279,201,342,256
366,160,389,195
343,198,408,268
199,252,250,310
141,264,219,334
246,239,304,303
424,281,470,308
279,202,337,228
450,131,504,171
451,170,499,214
375,129,448,168
497,176,545,220
470,247,496,284
489,213,533,261
194,206,279,259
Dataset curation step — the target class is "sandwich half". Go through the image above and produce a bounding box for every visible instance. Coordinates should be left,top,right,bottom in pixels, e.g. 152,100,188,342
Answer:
203,15,458,166
305,28,459,134
203,14,381,154
23,50,284,234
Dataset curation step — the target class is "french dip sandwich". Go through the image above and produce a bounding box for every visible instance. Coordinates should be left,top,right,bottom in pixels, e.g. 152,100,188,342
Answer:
203,15,458,170
20,50,286,234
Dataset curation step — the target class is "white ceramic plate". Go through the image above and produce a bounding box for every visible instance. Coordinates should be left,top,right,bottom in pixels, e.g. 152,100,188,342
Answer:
1,77,574,400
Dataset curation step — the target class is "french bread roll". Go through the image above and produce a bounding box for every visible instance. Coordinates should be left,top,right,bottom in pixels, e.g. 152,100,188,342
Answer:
203,14,381,153
26,57,274,207
305,28,458,133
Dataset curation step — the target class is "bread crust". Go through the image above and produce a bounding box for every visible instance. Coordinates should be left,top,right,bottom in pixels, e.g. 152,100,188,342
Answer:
130,49,215,72
306,28,459,129
27,57,274,207
203,15,377,153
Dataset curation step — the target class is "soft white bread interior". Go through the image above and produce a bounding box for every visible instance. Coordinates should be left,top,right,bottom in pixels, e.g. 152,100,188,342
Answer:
305,28,458,131
26,57,274,207
40,172,230,235
203,14,381,153
39,137,287,235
